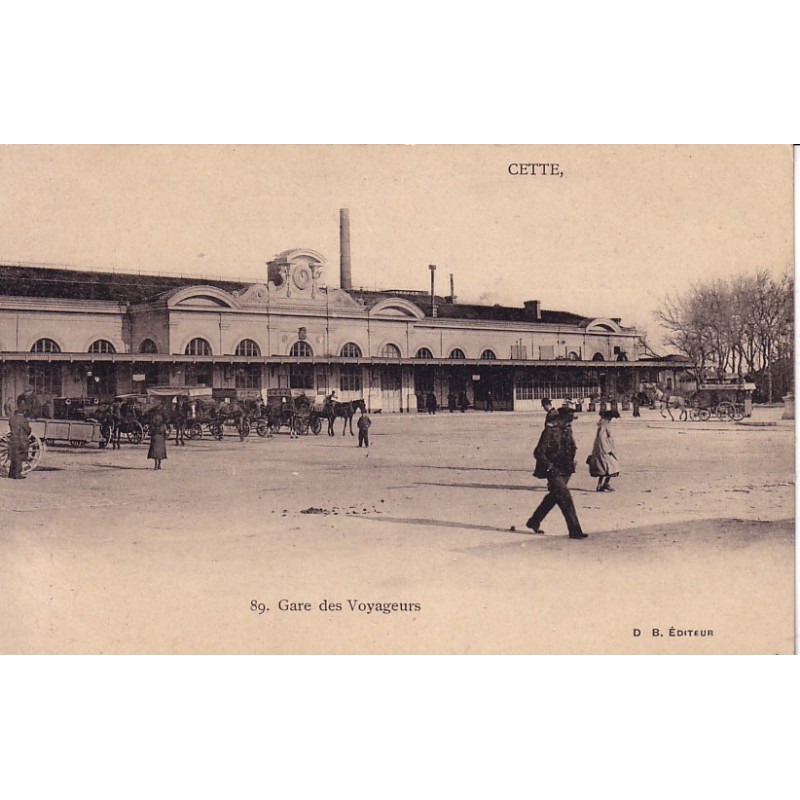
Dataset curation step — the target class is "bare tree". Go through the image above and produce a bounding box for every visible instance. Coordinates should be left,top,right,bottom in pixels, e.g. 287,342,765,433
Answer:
656,270,793,399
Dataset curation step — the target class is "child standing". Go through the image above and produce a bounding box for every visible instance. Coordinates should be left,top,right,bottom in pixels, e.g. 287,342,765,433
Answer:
357,407,371,448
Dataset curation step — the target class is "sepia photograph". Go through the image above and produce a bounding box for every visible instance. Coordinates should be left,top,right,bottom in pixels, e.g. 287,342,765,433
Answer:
0,144,794,654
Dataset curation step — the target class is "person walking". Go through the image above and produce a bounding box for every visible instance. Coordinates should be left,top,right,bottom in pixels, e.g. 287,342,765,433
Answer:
7,402,32,479
447,392,456,413
485,389,494,412
147,410,168,470
458,390,468,413
357,407,371,448
526,407,587,539
587,410,621,491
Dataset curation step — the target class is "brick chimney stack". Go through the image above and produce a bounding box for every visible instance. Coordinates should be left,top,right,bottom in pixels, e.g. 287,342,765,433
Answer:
339,208,352,290
524,300,542,320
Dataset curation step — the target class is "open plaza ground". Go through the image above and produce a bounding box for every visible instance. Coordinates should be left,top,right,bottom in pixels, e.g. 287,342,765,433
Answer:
1,405,794,654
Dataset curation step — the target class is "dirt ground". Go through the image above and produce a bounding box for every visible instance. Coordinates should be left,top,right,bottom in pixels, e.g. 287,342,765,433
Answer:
1,406,794,654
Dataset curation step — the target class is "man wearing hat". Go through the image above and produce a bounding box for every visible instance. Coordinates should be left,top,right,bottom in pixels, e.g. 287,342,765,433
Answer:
7,401,32,480
541,398,559,427
526,406,588,539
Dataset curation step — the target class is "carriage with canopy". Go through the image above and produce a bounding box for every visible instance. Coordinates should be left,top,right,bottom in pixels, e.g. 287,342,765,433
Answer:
144,386,219,440
108,394,151,445
687,382,754,422
263,390,322,436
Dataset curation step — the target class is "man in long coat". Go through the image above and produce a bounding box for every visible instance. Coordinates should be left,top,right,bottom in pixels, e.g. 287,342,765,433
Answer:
8,403,32,479
526,407,587,539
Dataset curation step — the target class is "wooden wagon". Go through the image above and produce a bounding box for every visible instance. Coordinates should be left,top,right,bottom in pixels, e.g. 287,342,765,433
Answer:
0,415,108,475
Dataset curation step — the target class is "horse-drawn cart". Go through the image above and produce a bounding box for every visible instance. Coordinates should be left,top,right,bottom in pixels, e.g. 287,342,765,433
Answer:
111,394,153,444
1,414,108,454
0,415,110,475
263,390,322,436
143,386,225,441
688,383,754,422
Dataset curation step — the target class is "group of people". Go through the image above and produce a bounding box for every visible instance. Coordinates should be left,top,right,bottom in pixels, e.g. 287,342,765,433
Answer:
525,398,621,539
450,391,469,413
420,391,470,414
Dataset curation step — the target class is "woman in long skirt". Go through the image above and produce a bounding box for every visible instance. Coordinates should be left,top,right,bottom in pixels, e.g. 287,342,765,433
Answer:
587,410,620,491
147,411,168,470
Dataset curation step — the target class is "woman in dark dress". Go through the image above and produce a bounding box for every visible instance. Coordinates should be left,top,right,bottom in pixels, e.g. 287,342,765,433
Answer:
147,411,168,470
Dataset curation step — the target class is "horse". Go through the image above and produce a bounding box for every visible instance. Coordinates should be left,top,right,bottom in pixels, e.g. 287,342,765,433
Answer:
324,398,367,436
214,399,252,440
170,397,193,445
107,399,141,449
652,386,688,421
266,398,298,438
110,400,123,449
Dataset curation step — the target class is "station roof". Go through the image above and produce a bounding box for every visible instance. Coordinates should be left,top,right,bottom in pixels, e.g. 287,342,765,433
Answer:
0,264,245,303
1,263,610,327
346,289,591,325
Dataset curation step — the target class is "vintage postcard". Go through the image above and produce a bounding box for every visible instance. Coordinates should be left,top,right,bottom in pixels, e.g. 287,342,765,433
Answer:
0,144,794,654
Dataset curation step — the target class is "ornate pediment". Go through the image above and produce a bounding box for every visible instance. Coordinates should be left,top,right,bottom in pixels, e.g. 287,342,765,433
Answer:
266,249,327,300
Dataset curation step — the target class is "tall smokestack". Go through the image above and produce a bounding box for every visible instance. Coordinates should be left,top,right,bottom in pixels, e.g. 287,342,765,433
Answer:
449,273,455,304
429,264,437,318
339,208,352,290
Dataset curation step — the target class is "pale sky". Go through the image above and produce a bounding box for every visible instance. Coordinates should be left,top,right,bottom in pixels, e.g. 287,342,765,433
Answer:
0,145,792,349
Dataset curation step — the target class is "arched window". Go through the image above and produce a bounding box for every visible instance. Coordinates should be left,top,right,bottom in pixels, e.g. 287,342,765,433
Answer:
592,352,605,361
185,338,212,356
290,341,314,358
568,351,580,361
31,338,61,353
480,349,497,360
139,339,158,354
340,342,362,358
235,339,261,357
380,343,401,358
89,339,116,354
449,348,466,359
415,347,434,359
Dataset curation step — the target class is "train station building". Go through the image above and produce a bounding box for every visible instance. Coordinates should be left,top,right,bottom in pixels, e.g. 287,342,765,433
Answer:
0,211,683,414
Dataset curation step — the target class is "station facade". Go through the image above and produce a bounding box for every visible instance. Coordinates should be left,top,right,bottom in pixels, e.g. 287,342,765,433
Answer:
0,247,682,414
